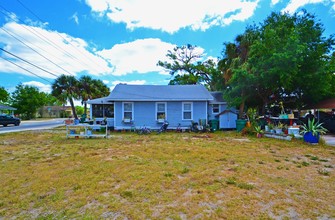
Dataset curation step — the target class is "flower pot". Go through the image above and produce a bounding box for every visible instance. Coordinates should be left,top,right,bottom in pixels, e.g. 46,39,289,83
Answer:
303,132,319,144
275,129,282,134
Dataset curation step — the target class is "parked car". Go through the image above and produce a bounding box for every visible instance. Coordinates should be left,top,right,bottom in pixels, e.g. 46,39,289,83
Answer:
0,114,21,127
300,111,335,133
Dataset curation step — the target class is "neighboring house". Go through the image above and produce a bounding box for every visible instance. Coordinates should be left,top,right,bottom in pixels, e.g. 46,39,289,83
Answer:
0,104,17,116
87,84,237,130
38,106,73,118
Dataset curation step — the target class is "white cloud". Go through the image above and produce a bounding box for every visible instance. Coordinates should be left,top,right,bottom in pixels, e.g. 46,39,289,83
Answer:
0,20,199,81
85,0,260,33
71,12,79,25
22,81,51,93
281,0,332,14
0,21,112,80
271,0,281,6
97,38,175,76
110,80,146,90
112,80,146,85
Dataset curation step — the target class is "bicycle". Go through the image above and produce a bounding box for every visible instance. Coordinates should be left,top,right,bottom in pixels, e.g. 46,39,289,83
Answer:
157,121,169,134
176,123,182,133
137,125,151,135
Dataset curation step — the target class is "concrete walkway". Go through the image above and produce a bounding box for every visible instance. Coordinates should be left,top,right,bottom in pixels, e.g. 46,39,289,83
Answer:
323,134,335,146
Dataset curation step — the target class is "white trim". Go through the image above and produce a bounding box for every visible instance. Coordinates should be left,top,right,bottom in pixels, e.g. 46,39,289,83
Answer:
156,102,167,121
105,98,213,102
182,102,193,120
114,102,116,128
122,102,134,121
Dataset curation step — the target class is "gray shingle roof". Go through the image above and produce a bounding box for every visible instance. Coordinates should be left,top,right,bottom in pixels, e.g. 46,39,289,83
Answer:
0,104,16,110
104,84,213,101
210,92,226,103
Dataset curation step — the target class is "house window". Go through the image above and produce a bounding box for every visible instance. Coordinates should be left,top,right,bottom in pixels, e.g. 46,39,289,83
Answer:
212,104,220,114
92,104,103,117
182,102,193,120
92,104,114,118
123,102,133,120
104,104,114,118
156,102,167,120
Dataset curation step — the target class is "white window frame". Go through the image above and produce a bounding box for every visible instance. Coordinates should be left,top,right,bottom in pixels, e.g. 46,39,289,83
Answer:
122,102,134,121
156,102,167,120
212,104,220,114
182,102,193,120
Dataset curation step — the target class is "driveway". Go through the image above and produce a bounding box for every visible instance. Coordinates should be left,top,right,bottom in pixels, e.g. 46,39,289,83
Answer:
323,134,335,146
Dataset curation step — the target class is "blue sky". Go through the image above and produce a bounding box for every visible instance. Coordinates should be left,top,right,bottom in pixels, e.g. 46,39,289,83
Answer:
0,0,335,98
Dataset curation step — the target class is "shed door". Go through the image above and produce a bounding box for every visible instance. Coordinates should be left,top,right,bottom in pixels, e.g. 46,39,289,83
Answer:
219,112,237,129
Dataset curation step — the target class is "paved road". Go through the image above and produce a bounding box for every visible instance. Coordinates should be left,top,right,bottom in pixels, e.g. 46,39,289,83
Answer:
0,118,65,134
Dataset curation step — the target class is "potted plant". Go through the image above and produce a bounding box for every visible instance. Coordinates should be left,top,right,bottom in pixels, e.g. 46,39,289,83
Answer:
300,118,327,144
157,114,165,123
275,122,284,134
254,125,264,138
267,122,275,133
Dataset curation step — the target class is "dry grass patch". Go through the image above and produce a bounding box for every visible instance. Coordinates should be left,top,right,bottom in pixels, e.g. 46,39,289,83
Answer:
0,129,334,219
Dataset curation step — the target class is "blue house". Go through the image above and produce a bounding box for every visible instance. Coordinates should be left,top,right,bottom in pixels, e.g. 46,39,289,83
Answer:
87,84,237,130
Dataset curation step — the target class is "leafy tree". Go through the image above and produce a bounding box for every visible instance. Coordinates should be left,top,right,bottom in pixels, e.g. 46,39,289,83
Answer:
78,75,110,116
221,10,335,115
75,106,84,115
10,84,46,119
51,74,79,119
42,93,63,106
249,10,335,111
0,86,10,104
157,44,223,90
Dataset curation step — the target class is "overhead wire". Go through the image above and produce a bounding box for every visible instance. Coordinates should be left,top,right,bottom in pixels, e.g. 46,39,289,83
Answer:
0,56,52,83
0,0,123,93
15,0,113,75
0,5,94,74
0,48,58,77
0,26,75,76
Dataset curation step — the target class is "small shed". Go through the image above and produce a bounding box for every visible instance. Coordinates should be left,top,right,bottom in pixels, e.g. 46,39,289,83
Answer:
209,92,237,129
216,109,238,129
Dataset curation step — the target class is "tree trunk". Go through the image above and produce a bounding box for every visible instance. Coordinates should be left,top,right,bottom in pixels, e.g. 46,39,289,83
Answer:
239,101,245,119
239,90,246,119
84,102,87,116
69,98,78,119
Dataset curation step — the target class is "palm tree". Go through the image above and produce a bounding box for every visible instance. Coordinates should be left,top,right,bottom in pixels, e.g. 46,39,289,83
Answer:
219,26,259,118
51,74,79,119
78,75,94,116
92,79,110,98
78,76,110,116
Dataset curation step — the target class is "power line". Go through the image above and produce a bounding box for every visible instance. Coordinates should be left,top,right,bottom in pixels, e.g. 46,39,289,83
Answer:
0,5,93,73
0,56,52,83
0,48,58,77
15,0,112,75
0,26,75,76
0,0,123,87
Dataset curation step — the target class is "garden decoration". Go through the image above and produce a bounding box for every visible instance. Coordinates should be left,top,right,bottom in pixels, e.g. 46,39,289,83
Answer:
300,118,327,144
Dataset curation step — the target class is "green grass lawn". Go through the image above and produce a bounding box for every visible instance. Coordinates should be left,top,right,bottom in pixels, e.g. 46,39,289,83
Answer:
0,129,334,219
